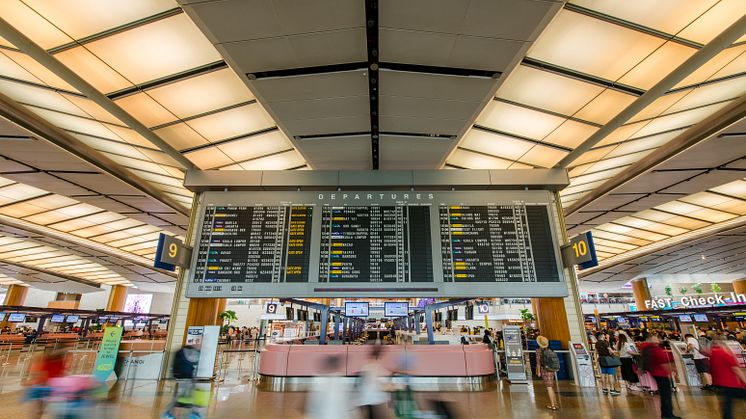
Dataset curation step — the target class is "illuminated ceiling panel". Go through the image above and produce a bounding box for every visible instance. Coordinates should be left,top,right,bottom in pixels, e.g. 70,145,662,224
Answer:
527,10,666,83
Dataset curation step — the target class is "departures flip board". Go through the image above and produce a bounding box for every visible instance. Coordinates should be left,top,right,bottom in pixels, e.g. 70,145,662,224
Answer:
186,191,567,298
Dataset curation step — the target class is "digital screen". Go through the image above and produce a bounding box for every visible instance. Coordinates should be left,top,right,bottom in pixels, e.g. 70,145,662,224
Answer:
319,206,432,283
123,320,134,327
384,302,409,317
679,315,693,323
616,317,627,323
345,302,369,317
0,313,5,322
186,191,564,298
66,315,79,323
440,205,559,283
573,343,587,354
124,294,153,314
651,316,662,322
192,205,313,285
51,314,65,323
96,316,108,323
693,314,708,322
8,313,26,323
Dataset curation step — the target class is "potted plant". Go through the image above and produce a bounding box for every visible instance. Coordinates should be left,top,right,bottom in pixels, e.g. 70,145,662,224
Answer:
692,283,703,294
711,283,722,293
664,285,673,297
519,308,535,326
679,287,688,295
218,310,238,333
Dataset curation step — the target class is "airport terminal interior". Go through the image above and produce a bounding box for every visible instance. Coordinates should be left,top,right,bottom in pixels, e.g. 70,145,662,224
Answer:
1,1,746,418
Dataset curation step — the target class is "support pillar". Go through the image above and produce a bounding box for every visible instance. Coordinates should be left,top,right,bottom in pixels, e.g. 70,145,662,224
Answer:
733,279,746,296
631,278,652,310
183,298,221,343
106,285,128,312
4,284,28,306
215,299,227,326
532,298,571,349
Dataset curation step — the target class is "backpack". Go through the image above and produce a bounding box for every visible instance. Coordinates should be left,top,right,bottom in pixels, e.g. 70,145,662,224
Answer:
172,347,196,379
541,348,560,372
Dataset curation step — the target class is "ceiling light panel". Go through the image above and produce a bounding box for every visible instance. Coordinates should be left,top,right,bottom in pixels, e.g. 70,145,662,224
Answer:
677,0,746,44
496,65,604,117
185,103,275,143
235,150,307,171
114,93,176,127
460,129,534,161
0,50,76,91
476,101,565,142
0,1,73,48
145,68,255,120
574,88,637,125
447,149,514,169
0,183,47,205
711,179,746,198
21,0,177,42
75,14,221,87
53,47,132,93
675,44,746,88
569,0,717,36
527,10,667,82
617,42,696,90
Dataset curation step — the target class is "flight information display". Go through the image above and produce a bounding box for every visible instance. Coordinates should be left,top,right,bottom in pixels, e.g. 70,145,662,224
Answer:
192,205,313,288
440,204,559,283
318,205,433,283
186,191,565,298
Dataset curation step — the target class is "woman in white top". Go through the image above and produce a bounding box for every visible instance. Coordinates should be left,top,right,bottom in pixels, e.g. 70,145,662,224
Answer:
357,346,390,419
616,332,640,391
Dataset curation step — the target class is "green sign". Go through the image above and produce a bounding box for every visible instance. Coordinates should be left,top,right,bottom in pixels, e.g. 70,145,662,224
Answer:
93,326,123,381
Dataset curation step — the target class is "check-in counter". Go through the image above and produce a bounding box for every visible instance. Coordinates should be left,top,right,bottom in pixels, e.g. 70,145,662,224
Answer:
119,339,166,352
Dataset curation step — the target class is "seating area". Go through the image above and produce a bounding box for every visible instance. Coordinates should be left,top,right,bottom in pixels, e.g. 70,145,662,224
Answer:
258,343,496,377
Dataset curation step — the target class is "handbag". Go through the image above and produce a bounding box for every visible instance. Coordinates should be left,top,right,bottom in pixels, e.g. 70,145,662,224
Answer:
599,355,622,368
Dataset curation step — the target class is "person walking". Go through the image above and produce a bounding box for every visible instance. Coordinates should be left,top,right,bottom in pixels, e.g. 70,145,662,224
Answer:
641,334,679,419
162,344,201,419
536,336,560,410
357,345,390,419
617,333,640,391
596,332,621,395
686,332,713,390
709,337,746,419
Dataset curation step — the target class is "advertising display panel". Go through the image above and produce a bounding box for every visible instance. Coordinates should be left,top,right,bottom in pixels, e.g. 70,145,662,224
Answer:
186,191,566,298
384,302,409,317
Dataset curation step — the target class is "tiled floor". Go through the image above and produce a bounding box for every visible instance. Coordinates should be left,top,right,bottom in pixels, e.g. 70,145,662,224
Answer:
0,377,735,419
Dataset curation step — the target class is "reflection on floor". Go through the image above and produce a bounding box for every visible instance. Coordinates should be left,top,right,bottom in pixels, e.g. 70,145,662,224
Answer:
0,377,736,419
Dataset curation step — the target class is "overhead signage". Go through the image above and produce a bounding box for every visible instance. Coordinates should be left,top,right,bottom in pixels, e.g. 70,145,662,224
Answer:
93,326,123,382
561,231,598,270
186,190,567,298
477,302,490,314
644,292,746,310
155,233,191,271
260,302,286,320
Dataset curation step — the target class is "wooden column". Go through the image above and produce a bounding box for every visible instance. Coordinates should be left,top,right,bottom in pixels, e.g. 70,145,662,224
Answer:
631,278,652,310
215,298,227,326
733,279,746,296
532,297,571,349
106,285,128,312
3,284,28,306
184,298,220,343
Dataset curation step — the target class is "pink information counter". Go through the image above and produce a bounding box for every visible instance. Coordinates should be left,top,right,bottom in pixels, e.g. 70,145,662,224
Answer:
258,343,496,390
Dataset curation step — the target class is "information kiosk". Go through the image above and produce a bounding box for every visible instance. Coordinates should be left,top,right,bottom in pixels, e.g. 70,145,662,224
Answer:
569,341,595,387
503,326,527,383
670,341,701,387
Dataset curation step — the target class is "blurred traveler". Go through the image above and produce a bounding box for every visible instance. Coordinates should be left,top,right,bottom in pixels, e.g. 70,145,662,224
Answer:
357,345,390,419
460,336,469,345
536,336,560,410
709,337,746,419
641,334,679,419
617,333,640,391
596,332,621,396
306,355,353,419
685,332,713,390
24,349,66,419
162,344,201,419
482,329,492,346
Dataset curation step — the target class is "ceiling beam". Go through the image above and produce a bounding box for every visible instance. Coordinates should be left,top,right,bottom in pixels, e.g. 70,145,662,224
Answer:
579,214,746,278
0,259,102,288
0,213,177,278
555,14,746,169
565,94,746,215
0,17,198,172
0,92,190,216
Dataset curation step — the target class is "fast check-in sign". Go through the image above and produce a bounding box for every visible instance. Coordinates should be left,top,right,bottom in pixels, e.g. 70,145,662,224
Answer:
561,231,598,270
93,326,123,382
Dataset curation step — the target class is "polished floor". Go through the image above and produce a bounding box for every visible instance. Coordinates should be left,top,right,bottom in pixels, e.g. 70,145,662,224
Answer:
0,377,737,419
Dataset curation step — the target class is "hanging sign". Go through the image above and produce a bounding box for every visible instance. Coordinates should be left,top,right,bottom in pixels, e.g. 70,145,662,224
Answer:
562,231,598,269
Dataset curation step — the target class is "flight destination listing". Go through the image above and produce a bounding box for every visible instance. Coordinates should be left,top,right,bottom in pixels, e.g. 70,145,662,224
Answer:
440,204,559,283
192,205,312,284
318,205,433,283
